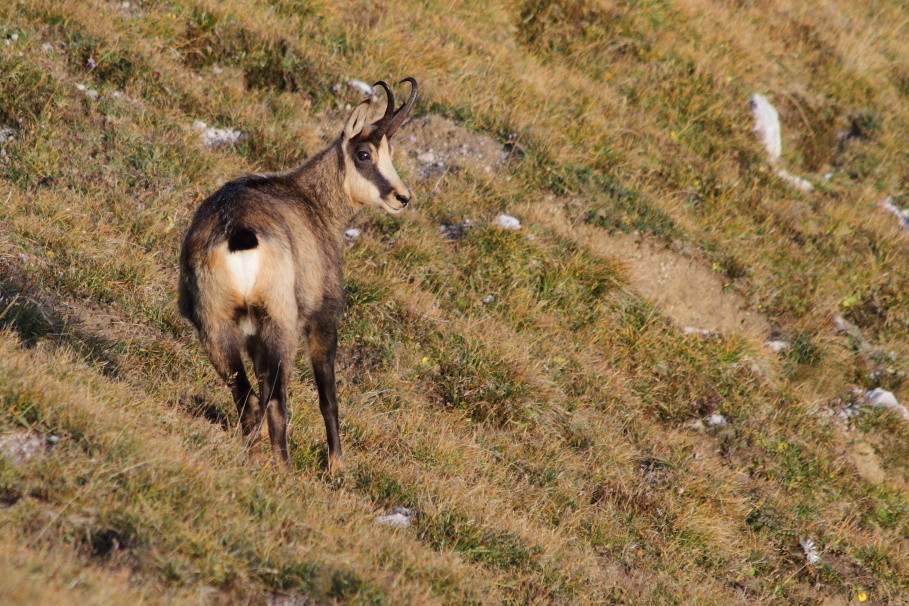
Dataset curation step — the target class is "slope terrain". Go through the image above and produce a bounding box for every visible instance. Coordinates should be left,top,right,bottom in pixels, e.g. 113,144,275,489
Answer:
2,0,909,603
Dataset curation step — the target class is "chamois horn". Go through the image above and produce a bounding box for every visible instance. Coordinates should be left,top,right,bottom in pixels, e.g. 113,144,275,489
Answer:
373,77,418,139
372,80,395,127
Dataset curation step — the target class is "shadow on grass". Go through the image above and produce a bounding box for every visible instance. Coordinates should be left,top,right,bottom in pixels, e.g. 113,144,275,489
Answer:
173,392,233,431
0,277,122,378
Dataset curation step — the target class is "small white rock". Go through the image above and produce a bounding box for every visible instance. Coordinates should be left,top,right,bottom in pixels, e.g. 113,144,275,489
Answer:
193,120,244,148
343,228,361,241
765,340,790,352
416,151,435,164
750,93,782,162
706,413,728,427
879,196,909,231
347,79,374,96
495,214,521,230
482,294,495,304
682,326,712,336
833,315,855,334
0,432,52,464
375,507,412,528
776,168,813,193
40,42,53,52
84,88,100,99
865,387,909,421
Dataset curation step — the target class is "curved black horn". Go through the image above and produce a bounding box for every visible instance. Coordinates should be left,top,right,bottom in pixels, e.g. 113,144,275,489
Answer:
383,77,418,138
372,80,395,134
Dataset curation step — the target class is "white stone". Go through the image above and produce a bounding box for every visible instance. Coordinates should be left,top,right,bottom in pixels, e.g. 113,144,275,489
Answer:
347,79,374,96
375,507,412,528
193,120,244,147
343,228,361,241
495,214,521,230
0,432,51,464
764,340,790,352
865,387,909,421
750,93,814,192
416,151,435,164
776,168,813,192
682,326,712,336
879,196,909,231
706,413,728,427
750,93,781,162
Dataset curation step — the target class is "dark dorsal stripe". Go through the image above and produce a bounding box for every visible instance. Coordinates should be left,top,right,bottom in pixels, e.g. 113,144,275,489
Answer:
228,228,258,251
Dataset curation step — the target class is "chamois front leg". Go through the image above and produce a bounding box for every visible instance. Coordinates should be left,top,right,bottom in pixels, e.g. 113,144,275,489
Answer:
308,314,342,475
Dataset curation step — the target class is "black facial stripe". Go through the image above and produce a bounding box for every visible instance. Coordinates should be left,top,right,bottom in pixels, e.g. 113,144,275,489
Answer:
356,160,395,198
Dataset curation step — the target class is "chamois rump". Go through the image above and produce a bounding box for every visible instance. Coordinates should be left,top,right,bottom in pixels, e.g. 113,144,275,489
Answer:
178,78,418,473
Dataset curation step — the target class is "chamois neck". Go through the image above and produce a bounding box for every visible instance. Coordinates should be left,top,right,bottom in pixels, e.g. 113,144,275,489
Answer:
289,137,356,233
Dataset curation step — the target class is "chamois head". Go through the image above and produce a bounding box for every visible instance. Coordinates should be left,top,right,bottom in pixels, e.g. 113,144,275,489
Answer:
341,77,418,214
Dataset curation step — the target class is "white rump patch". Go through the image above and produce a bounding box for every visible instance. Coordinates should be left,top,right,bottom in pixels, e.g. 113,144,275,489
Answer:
225,249,260,297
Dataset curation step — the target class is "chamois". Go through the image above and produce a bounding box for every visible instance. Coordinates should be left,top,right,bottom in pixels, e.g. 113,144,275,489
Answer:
178,78,418,473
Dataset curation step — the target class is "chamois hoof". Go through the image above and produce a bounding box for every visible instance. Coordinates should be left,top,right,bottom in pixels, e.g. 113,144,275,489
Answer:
327,454,344,476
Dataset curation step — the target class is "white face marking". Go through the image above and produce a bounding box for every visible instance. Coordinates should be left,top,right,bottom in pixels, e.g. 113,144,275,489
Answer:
376,137,408,201
343,135,411,214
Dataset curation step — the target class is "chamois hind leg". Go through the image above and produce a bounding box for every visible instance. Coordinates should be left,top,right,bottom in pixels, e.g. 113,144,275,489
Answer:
200,328,261,438
255,320,296,465
308,312,342,475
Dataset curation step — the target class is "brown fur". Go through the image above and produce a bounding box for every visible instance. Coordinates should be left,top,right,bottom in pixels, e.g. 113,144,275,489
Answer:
178,84,416,473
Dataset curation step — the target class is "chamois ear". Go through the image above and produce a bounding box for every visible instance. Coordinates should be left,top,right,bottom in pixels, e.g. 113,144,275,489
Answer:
343,100,372,140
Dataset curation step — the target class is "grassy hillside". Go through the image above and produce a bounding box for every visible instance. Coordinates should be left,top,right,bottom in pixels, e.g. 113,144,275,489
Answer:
2,0,909,603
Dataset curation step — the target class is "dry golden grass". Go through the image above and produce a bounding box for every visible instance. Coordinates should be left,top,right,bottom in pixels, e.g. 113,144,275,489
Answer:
1,0,909,603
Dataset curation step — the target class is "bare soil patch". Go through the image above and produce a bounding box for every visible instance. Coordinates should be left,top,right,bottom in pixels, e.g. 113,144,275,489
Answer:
519,200,771,338
394,114,518,179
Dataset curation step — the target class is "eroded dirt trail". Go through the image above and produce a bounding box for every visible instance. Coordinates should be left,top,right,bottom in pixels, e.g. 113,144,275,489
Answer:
520,200,771,338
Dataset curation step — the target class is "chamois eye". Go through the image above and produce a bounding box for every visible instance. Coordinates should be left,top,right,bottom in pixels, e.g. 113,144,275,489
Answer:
356,150,371,162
